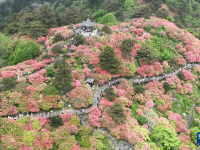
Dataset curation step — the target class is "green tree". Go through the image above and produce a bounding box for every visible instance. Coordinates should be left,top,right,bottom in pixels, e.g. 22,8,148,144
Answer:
102,25,113,34
6,22,21,34
33,5,57,28
81,9,93,21
99,46,121,74
46,67,55,77
151,126,180,149
132,5,152,18
53,33,65,43
134,85,145,94
120,39,135,58
92,10,108,22
10,41,40,64
163,82,171,93
107,102,126,124
53,58,73,92
124,0,136,10
59,6,80,25
156,8,169,19
42,85,58,96
1,77,17,91
26,21,49,39
104,87,117,101
50,116,63,128
100,13,117,25
51,45,62,54
177,71,185,80
42,54,52,60
136,43,156,63
74,34,85,46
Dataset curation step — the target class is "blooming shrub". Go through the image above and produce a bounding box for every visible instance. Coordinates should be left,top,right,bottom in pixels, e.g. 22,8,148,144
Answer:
182,70,194,81
37,37,46,43
33,63,44,70
196,107,200,114
145,101,155,109
67,84,93,108
1,71,16,78
89,107,101,127
29,73,45,85
60,113,73,125
69,125,78,134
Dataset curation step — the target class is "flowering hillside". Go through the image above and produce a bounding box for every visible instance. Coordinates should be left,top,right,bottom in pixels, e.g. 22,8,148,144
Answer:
1,17,200,149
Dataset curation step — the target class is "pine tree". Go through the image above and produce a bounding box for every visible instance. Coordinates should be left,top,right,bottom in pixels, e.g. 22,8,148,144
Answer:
33,5,57,28
107,102,126,124
104,87,117,101
99,46,121,74
53,58,73,92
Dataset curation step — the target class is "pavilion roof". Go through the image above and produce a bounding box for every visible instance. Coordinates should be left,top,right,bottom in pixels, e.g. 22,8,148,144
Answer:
85,78,94,84
81,18,95,27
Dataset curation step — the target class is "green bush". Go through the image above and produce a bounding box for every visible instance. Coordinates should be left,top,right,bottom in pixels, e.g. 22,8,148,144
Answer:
163,82,171,92
53,33,65,43
42,85,57,96
50,116,63,128
177,71,185,80
46,67,55,77
51,45,62,54
102,25,112,34
134,85,145,94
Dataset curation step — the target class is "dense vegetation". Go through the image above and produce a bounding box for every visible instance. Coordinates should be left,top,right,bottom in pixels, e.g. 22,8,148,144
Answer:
1,0,200,39
1,0,200,149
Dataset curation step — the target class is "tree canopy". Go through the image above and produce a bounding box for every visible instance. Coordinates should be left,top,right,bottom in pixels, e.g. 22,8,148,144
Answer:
99,46,121,74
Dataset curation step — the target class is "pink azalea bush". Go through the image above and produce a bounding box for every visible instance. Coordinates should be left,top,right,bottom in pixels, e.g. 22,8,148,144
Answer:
69,125,78,134
196,107,200,114
182,69,194,81
67,84,93,108
29,73,45,85
89,107,101,127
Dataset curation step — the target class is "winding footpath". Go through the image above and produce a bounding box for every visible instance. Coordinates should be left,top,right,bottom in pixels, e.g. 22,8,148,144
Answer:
3,60,199,149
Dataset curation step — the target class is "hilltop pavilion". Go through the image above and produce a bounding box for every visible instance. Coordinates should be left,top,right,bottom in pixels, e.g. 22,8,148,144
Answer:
81,18,95,32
